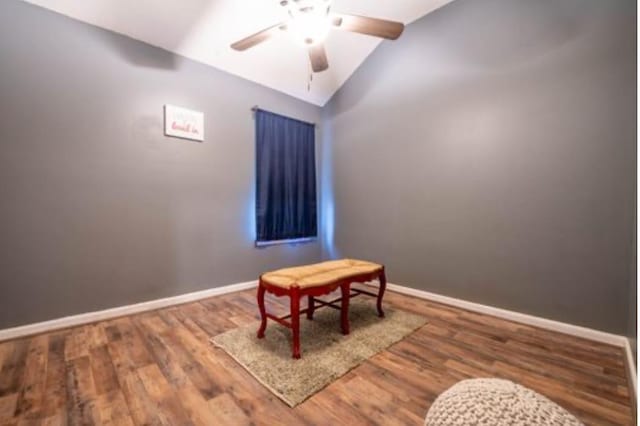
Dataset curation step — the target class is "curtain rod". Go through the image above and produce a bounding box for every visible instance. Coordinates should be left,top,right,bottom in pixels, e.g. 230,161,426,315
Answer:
251,105,316,127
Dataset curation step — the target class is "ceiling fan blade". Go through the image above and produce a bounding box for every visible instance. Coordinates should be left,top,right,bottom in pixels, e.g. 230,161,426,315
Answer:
331,13,404,40
230,22,286,51
308,44,329,73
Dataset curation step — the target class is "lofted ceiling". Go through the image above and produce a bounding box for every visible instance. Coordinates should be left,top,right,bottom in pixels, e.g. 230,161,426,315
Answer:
20,0,454,106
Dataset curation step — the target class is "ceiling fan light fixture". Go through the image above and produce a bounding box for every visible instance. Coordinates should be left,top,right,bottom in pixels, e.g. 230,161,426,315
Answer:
288,9,331,46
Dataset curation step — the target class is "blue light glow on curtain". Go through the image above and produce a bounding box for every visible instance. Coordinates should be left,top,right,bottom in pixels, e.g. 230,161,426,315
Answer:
255,109,317,243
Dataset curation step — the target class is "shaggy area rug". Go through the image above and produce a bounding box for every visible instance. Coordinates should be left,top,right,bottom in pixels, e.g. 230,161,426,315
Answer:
211,299,427,407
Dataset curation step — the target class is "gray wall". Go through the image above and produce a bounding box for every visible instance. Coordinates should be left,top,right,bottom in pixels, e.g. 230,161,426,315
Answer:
0,0,322,328
324,0,636,334
0,0,636,336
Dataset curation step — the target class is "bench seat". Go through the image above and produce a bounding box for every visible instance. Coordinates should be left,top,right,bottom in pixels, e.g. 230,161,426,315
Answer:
261,259,382,289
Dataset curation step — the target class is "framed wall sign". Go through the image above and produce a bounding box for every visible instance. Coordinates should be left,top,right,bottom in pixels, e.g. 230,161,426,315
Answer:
164,104,204,142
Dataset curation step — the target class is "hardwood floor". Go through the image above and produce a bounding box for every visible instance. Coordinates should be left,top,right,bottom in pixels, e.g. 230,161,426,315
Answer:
0,286,634,425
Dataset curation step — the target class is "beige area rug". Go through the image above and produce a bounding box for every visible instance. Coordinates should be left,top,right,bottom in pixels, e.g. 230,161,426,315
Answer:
211,299,427,407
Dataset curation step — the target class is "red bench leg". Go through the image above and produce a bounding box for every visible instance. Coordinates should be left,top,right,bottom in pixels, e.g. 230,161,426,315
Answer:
290,285,301,359
340,283,350,335
257,280,267,338
377,269,386,318
307,296,315,320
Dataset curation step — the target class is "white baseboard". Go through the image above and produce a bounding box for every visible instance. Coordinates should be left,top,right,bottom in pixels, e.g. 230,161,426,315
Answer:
385,282,626,346
623,338,638,397
0,280,257,342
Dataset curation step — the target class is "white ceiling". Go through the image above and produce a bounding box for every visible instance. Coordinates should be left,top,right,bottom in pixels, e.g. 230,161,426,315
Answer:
21,0,454,106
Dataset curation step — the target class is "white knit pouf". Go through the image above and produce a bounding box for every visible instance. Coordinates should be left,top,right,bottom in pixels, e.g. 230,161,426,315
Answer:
425,378,583,426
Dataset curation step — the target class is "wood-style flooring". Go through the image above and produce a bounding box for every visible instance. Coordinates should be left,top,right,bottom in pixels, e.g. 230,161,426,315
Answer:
0,286,634,425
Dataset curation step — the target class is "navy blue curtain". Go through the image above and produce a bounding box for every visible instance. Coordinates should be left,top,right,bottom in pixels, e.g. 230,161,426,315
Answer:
255,109,317,242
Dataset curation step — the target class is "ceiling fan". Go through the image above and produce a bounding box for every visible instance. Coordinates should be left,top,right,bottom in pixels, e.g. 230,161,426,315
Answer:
230,0,405,73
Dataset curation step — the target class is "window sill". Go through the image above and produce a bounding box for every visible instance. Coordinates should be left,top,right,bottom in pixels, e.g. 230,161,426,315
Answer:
255,237,317,248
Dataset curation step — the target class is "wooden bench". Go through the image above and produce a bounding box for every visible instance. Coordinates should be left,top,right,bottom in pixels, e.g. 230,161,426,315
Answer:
257,259,386,359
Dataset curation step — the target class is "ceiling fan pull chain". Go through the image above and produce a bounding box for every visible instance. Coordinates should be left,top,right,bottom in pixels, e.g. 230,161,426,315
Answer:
307,60,314,92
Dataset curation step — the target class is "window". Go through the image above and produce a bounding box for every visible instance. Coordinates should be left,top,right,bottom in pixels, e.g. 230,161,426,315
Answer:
255,108,317,246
